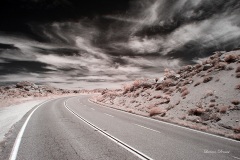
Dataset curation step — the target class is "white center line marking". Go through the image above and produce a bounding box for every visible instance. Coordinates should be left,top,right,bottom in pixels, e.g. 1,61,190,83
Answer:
64,100,153,160
232,156,240,160
91,108,95,110
134,124,161,134
104,113,114,117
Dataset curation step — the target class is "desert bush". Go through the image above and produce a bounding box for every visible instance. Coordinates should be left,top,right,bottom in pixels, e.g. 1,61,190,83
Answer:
215,62,227,70
149,107,167,117
195,64,202,69
188,108,205,116
162,78,175,87
226,66,234,70
209,113,221,122
130,100,136,103
236,73,240,78
166,104,175,111
231,100,240,105
224,54,237,63
207,68,214,73
155,84,163,90
219,106,228,113
181,90,189,97
235,84,240,90
194,81,201,87
210,99,216,102
236,66,240,73
154,95,162,99
209,103,215,107
233,126,240,133
180,86,187,93
203,76,213,83
205,90,214,97
175,100,180,105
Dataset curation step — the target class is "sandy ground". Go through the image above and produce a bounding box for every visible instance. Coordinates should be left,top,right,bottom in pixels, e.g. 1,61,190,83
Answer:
0,99,49,142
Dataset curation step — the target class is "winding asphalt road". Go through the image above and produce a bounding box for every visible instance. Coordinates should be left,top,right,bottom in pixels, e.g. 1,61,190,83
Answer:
3,95,240,160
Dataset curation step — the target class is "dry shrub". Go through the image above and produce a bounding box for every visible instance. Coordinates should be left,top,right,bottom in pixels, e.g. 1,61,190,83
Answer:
167,104,175,111
181,90,189,97
209,103,215,107
209,113,221,122
180,86,188,93
194,81,201,87
219,106,228,113
233,126,240,133
147,104,156,109
215,62,227,70
210,99,216,102
123,84,133,94
130,100,136,103
235,84,240,90
154,95,162,99
162,78,175,87
236,66,240,73
203,76,213,83
205,90,214,97
195,64,202,69
175,100,180,105
149,107,166,117
236,73,240,78
188,108,205,116
224,54,237,63
207,68,214,73
155,84,163,90
226,66,234,71
231,100,240,105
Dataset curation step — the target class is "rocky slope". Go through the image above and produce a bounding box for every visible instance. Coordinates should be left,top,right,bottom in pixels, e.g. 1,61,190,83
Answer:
92,50,240,140
0,81,102,107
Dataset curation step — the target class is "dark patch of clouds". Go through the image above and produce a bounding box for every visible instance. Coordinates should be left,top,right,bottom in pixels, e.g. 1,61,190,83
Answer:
0,43,19,50
0,59,53,75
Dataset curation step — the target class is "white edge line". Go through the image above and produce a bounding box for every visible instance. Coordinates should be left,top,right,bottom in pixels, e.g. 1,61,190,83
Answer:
232,156,240,160
134,124,161,134
9,99,53,160
104,113,114,117
64,99,153,160
88,99,240,143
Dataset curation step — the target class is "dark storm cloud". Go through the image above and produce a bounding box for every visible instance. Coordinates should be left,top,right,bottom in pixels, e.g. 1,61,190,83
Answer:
0,59,52,75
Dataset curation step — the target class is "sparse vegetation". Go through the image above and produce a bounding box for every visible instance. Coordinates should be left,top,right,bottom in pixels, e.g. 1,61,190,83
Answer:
231,100,240,105
215,62,227,70
219,106,228,113
224,54,237,63
149,107,166,117
235,84,240,90
203,76,213,83
188,108,205,116
236,73,240,78
181,90,189,97
92,51,240,140
236,66,240,73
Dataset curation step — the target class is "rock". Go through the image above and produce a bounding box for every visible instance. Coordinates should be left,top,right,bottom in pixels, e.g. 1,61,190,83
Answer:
203,64,213,71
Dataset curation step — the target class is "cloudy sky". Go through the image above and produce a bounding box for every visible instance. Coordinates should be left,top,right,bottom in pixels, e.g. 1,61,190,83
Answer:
0,0,240,89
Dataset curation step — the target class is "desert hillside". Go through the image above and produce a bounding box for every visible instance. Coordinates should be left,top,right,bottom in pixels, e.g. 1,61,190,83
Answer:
92,50,240,140
0,81,102,108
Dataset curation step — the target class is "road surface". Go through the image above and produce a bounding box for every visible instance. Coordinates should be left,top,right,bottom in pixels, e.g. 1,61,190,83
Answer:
2,95,240,160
